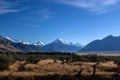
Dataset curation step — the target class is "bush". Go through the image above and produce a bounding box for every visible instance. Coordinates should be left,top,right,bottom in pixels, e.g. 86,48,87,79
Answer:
0,53,9,71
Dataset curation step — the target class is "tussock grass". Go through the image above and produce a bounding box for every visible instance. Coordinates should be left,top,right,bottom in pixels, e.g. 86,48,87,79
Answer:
1,52,120,80
8,61,20,71
5,59,119,76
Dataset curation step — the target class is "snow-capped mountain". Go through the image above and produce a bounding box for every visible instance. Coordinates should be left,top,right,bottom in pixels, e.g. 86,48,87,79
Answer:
42,39,82,52
5,37,31,45
0,36,21,52
1,36,82,52
16,40,31,45
5,37,45,46
5,37,16,42
52,38,66,44
32,41,46,46
4,36,43,52
52,38,82,46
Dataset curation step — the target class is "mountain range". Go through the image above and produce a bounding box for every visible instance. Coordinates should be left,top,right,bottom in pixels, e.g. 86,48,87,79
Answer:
80,35,120,52
42,39,82,52
0,35,82,52
1,35,120,52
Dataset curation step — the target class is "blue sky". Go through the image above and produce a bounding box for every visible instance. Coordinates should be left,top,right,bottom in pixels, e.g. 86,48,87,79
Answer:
0,0,120,45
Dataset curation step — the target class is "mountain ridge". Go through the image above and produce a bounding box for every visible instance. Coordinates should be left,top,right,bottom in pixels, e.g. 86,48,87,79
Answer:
0,35,82,52
79,35,120,51
42,38,82,52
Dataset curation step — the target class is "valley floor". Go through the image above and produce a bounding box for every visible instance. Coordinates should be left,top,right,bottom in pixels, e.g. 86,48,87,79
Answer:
0,52,120,80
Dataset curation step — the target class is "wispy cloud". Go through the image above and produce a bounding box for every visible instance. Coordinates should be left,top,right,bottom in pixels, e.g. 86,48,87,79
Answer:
32,8,54,20
0,0,25,14
21,9,54,25
40,8,53,19
0,9,19,14
52,0,120,14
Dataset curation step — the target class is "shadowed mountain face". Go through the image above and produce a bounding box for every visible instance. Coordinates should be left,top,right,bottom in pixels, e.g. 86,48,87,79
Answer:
0,36,43,52
0,36,19,52
80,35,120,51
11,43,42,52
0,36,82,52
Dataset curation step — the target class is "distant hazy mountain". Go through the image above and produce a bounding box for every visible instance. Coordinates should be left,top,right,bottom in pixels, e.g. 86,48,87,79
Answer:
0,36,82,52
80,35,120,51
42,38,82,52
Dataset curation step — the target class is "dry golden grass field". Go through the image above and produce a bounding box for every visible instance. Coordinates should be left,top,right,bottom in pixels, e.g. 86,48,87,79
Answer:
0,53,120,80
5,60,118,75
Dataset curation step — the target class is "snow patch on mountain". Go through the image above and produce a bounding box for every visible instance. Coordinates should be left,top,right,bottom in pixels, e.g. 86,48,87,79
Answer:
5,37,16,42
16,40,31,45
51,38,83,47
5,37,46,46
32,41,46,46
52,38,66,44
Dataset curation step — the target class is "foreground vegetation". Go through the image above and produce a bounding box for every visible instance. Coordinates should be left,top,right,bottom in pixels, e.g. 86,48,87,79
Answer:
0,52,120,80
